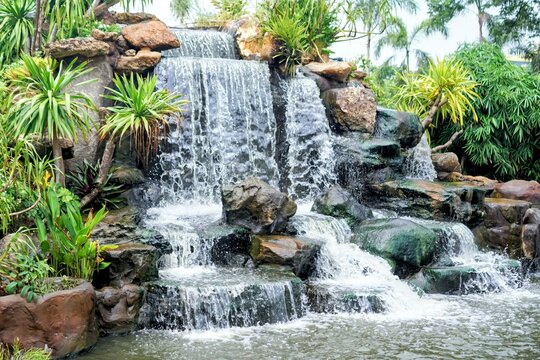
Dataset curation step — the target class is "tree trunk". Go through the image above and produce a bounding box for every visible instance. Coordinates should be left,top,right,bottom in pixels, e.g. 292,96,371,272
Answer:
431,129,464,153
478,16,484,42
33,0,47,54
93,0,122,18
52,138,65,187
422,93,448,129
79,137,116,209
406,49,410,72
366,34,372,62
86,0,102,17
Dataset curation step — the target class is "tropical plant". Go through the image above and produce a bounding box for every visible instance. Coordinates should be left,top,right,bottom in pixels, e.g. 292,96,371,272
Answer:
0,232,53,303
392,57,479,130
0,0,35,66
6,55,95,186
433,43,540,180
67,160,125,211
79,73,186,208
35,184,113,279
171,0,194,22
375,18,434,71
0,340,51,360
363,59,403,107
352,0,417,61
426,0,494,42
211,0,248,20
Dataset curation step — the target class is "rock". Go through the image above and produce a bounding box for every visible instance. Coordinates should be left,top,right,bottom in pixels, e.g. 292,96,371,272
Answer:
65,57,113,172
0,282,97,358
93,242,160,288
92,29,119,42
441,172,498,185
116,35,130,53
302,69,345,92
373,108,423,149
221,177,297,234
492,180,540,204
202,223,251,265
523,208,540,225
364,179,493,226
250,235,320,279
95,285,144,335
322,87,377,134
112,12,159,24
522,208,540,259
473,224,524,258
125,49,137,56
115,48,162,73
483,198,530,228
111,165,145,186
121,20,180,51
233,16,278,61
431,152,461,173
306,284,385,313
352,218,437,277
312,185,373,223
45,37,110,59
304,61,353,83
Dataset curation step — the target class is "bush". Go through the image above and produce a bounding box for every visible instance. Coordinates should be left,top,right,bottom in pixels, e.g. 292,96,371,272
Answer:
434,43,540,180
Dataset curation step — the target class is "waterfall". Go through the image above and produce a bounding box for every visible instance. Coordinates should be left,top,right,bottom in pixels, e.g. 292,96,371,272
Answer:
165,29,237,59
404,133,437,181
152,57,279,204
289,213,426,313
284,75,336,201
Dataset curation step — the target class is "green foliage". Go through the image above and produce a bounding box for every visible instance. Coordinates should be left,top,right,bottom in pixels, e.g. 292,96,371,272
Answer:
211,0,247,20
392,57,479,126
489,0,540,46
0,340,51,360
170,0,194,22
363,60,403,107
35,184,113,279
0,232,53,303
0,0,35,66
436,43,540,180
261,0,350,74
67,160,125,210
64,19,121,39
101,73,187,164
6,55,95,143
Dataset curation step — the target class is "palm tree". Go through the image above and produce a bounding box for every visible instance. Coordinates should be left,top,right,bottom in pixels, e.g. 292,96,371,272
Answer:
375,18,439,71
79,73,187,209
7,55,95,186
353,0,418,61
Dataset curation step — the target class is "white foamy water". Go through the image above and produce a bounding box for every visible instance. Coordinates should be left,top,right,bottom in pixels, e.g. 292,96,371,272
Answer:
404,132,437,181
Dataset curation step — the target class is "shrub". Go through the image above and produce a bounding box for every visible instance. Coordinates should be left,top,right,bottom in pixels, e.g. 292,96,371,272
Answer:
0,340,50,360
0,0,35,66
434,43,540,180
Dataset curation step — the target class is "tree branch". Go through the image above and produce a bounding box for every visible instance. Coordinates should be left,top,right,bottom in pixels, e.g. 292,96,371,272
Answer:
79,137,116,209
431,129,463,153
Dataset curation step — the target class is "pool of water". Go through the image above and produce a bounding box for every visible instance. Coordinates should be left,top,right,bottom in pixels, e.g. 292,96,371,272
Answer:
80,281,540,360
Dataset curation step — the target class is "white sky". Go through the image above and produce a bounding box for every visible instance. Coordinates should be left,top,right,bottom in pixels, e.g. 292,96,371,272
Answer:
122,0,483,68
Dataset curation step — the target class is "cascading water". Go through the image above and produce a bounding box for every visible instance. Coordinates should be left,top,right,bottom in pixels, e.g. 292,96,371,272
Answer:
152,57,279,204
165,29,237,59
283,75,336,201
404,133,437,181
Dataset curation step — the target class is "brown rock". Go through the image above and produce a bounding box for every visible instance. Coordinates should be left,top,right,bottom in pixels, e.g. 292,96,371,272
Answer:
521,224,538,259
96,285,143,335
493,180,540,204
0,282,98,358
445,172,498,186
121,20,180,51
482,198,530,227
322,87,377,134
304,61,353,83
222,177,297,234
45,37,110,59
116,35,130,53
432,152,461,173
234,16,278,61
92,29,119,42
115,48,162,73
125,49,137,56
112,12,159,24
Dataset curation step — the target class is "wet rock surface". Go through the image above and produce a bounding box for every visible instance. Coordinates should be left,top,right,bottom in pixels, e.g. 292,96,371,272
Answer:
95,285,144,335
374,108,423,149
222,177,297,234
492,180,540,204
312,185,373,223
0,282,98,358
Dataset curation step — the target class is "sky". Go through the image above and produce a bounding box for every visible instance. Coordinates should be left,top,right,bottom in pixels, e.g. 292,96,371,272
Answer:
118,0,483,68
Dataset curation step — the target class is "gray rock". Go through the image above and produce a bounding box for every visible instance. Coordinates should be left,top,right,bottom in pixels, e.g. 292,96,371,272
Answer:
374,108,423,149
222,177,297,234
312,185,373,223
95,285,144,335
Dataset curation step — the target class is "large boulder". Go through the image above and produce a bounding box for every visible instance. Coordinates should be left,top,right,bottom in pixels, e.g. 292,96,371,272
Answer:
112,12,158,24
45,37,110,59
352,218,437,277
522,208,540,259
121,20,180,51
473,224,523,258
312,185,373,223
232,16,278,61
373,108,423,149
0,282,98,358
322,86,377,134
250,235,320,279
115,48,162,72
304,61,353,83
492,180,540,204
95,285,144,335
222,177,297,234
431,152,461,174
482,198,530,228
